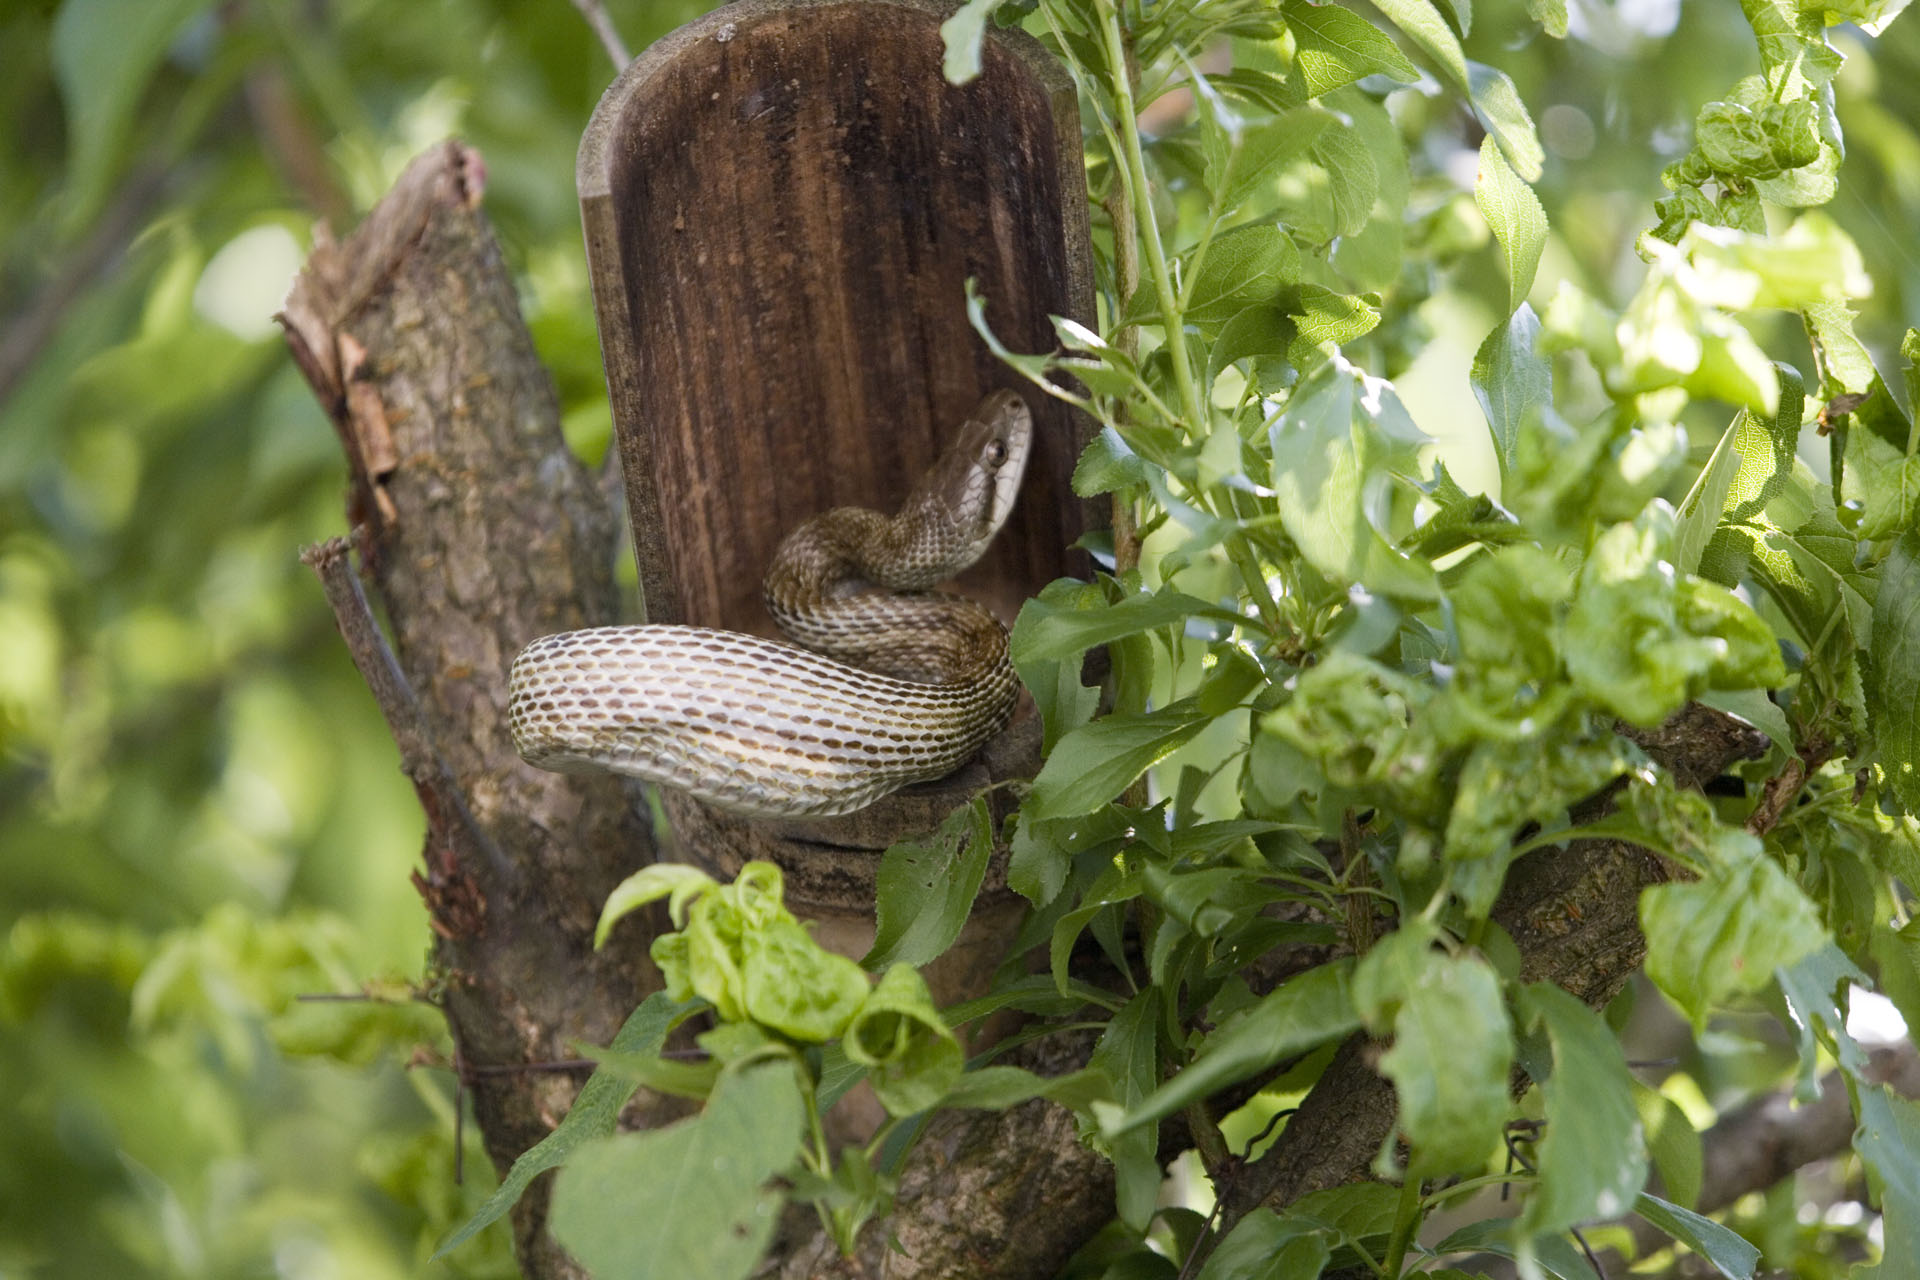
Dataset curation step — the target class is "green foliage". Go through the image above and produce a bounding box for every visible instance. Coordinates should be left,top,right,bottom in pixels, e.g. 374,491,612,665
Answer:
1,0,706,1273
15,0,1920,1275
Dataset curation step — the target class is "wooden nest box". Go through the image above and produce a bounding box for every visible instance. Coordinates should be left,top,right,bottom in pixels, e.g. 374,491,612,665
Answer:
577,0,1097,903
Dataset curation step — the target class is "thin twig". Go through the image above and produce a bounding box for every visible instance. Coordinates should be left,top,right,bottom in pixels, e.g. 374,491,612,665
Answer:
1746,741,1832,836
568,0,631,67
300,536,516,885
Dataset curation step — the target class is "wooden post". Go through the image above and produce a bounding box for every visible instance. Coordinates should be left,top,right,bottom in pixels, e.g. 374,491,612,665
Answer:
577,0,1095,942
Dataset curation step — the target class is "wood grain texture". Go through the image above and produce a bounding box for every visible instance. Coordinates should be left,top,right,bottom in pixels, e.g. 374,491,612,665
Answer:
579,0,1095,637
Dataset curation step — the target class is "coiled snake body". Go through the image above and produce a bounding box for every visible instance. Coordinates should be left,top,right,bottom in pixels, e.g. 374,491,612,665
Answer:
508,391,1032,818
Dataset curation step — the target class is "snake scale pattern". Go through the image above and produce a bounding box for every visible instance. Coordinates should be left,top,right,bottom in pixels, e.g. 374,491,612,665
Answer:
507,391,1032,818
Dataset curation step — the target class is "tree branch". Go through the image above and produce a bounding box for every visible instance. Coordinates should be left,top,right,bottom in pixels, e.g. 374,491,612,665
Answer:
281,140,670,1278
1615,1041,1920,1260
1217,704,1773,1231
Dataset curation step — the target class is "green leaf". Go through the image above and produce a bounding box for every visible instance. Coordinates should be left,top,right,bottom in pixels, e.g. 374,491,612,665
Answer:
1209,109,1335,220
1311,121,1382,239
1284,0,1421,97
1854,1088,1920,1278
1090,992,1163,1230
940,1064,1110,1110
1639,835,1828,1028
1632,1194,1761,1279
1291,286,1381,352
1208,304,1297,390
1012,578,1106,753
1526,0,1569,37
52,0,219,226
1026,700,1212,822
1843,423,1920,540
864,797,995,970
843,965,963,1115
549,1062,805,1280
1776,945,1871,1092
1074,426,1147,497
1106,959,1358,1133
1679,215,1869,311
1673,414,1750,577
1194,1208,1333,1280
1725,365,1805,522
1268,356,1439,600
1697,688,1794,754
939,0,1009,84
435,993,695,1258
1369,0,1471,94
1352,924,1513,1175
1475,136,1547,313
1871,531,1920,813
740,916,872,1041
1185,225,1304,328
1433,1219,1602,1278
596,862,717,946
1012,585,1241,666
1514,984,1647,1238
1471,303,1553,480
1468,61,1545,183
1634,1082,1704,1210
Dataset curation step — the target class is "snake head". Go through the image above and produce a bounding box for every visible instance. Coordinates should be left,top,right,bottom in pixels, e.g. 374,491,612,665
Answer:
927,389,1032,547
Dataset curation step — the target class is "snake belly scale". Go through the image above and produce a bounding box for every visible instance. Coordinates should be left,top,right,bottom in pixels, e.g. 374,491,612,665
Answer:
508,391,1032,818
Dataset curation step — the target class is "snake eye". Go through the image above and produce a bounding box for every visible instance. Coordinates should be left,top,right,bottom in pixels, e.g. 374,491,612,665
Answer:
984,439,1008,467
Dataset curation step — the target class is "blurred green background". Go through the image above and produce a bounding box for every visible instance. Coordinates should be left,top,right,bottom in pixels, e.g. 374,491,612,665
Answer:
2,0,1916,1276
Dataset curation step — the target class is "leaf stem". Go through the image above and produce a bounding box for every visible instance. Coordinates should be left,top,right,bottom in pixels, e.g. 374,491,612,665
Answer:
1097,0,1207,433
1382,1170,1425,1277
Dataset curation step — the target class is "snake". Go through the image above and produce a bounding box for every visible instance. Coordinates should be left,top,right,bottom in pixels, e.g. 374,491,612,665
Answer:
507,390,1033,818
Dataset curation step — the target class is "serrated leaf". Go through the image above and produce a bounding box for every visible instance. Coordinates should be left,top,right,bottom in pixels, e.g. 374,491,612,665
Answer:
939,0,1009,84
1475,136,1546,313
1268,356,1439,600
548,1062,804,1280
1674,412,1750,577
1472,303,1552,479
1468,61,1545,183
844,965,963,1115
1855,1087,1920,1278
1209,304,1297,389
1369,0,1471,92
1515,984,1647,1237
435,993,696,1258
1871,531,1920,813
1633,1194,1760,1279
1105,959,1357,1133
1311,120,1381,238
1074,426,1146,497
1026,700,1212,821
1640,840,1828,1028
1185,224,1304,328
1353,924,1513,1175
864,797,994,970
1526,0,1569,36
1284,0,1421,97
